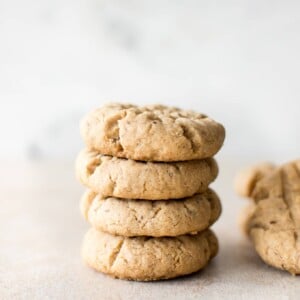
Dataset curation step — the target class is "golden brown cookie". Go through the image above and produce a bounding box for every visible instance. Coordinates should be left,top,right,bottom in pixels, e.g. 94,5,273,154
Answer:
80,189,221,237
76,149,218,200
81,228,218,281
236,160,300,274
80,103,225,161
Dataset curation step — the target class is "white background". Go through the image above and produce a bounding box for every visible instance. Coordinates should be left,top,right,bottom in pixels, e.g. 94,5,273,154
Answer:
1,0,300,162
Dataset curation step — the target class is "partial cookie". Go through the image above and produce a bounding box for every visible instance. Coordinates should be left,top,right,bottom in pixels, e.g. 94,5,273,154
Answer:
82,228,218,281
76,149,218,200
80,103,225,161
234,162,275,197
238,160,300,274
80,189,221,237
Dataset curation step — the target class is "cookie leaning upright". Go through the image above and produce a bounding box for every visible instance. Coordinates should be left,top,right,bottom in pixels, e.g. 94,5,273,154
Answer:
235,160,300,275
80,103,225,161
77,103,225,281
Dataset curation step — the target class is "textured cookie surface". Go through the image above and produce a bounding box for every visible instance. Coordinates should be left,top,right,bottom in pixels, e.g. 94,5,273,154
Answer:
76,149,218,200
237,160,300,274
80,189,221,237
82,228,218,281
80,103,225,161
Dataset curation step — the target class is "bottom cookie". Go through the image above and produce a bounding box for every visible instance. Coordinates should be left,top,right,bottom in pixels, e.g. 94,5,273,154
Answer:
82,228,218,281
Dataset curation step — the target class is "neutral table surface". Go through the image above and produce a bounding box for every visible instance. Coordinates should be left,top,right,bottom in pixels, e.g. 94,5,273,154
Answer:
1,158,299,300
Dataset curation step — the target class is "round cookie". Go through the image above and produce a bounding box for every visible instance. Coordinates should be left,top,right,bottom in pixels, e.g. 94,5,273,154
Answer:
81,228,218,281
239,160,300,274
76,149,218,200
80,103,225,162
80,189,222,237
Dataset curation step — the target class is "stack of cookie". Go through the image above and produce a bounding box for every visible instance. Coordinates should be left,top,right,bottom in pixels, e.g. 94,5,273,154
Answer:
76,103,225,281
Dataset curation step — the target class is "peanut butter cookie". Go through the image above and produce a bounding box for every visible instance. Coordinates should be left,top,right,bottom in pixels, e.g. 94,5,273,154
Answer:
82,228,218,281
236,160,300,274
80,103,225,161
80,189,221,237
76,149,218,200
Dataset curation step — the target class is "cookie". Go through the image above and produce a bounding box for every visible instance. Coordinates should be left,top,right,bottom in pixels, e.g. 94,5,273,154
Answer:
234,162,275,198
237,160,300,274
81,228,218,281
80,103,225,162
76,149,218,200
80,188,221,237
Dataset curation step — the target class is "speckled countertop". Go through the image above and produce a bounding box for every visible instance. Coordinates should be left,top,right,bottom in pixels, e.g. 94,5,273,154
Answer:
1,158,299,300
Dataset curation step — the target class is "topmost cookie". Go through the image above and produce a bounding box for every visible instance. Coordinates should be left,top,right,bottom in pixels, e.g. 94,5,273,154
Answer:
80,103,225,161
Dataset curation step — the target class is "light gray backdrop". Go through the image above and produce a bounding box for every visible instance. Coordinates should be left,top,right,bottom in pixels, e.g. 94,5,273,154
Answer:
1,0,300,161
